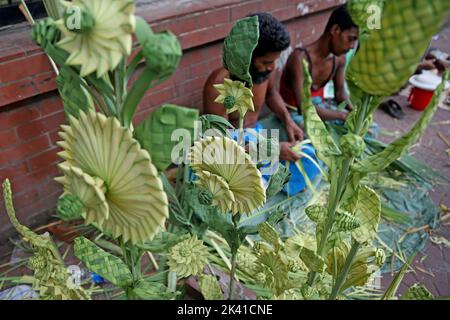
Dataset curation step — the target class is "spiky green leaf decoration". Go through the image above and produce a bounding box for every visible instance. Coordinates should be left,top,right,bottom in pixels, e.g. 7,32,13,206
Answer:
305,204,327,223
214,79,255,117
74,237,133,287
401,284,434,300
134,104,199,171
347,0,450,96
301,60,341,167
189,136,266,215
56,110,169,244
334,210,361,232
56,194,84,221
339,133,365,158
2,179,90,300
55,0,136,77
199,275,223,300
56,67,94,121
167,235,209,277
223,16,259,88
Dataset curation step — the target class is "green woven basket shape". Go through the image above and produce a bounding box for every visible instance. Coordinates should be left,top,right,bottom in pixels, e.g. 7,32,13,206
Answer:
347,0,450,96
223,16,259,88
74,237,133,288
134,104,199,171
56,67,94,120
347,0,385,32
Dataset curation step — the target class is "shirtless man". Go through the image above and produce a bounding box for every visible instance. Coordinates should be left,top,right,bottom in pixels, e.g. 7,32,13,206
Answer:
280,4,358,122
203,13,303,162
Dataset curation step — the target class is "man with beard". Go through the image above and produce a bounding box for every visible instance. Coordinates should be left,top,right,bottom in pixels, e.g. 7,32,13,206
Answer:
203,12,303,162
280,4,358,122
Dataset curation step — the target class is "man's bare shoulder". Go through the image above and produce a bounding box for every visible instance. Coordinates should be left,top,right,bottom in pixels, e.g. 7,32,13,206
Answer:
205,67,230,87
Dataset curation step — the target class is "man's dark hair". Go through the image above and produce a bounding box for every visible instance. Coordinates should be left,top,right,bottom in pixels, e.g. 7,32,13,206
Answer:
325,4,358,32
248,12,291,58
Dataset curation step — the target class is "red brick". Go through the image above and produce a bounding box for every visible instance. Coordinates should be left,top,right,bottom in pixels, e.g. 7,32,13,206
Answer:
0,104,41,129
27,147,61,172
0,78,39,107
0,135,50,167
34,71,58,94
39,96,64,117
175,76,207,97
179,49,207,69
8,188,40,211
0,162,28,182
0,45,26,64
11,164,60,194
0,129,18,148
142,87,176,109
16,111,65,141
0,54,52,84
230,1,263,21
179,23,234,50
48,129,62,146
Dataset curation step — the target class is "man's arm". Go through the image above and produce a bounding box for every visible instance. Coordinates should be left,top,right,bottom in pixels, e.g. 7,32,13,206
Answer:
333,56,353,111
266,72,303,142
203,70,228,118
287,50,348,121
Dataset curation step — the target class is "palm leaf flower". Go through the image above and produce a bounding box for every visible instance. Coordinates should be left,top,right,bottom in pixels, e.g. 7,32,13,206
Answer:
167,235,209,277
55,110,169,244
55,0,136,77
189,136,266,215
214,79,255,118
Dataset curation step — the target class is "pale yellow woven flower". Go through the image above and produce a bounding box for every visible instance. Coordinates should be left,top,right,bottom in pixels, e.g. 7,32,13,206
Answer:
214,78,255,117
55,110,168,244
56,0,135,77
189,136,266,215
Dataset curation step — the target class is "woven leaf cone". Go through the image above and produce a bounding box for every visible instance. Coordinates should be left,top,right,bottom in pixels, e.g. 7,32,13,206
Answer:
56,110,169,244
74,237,133,287
223,16,259,88
199,275,223,300
189,136,266,215
347,0,385,32
347,0,450,96
55,0,136,77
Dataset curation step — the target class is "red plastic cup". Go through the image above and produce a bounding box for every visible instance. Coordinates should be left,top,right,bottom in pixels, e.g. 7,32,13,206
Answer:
408,86,434,111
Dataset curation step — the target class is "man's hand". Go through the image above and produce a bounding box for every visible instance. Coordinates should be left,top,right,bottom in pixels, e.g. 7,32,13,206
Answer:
279,142,301,162
285,118,304,142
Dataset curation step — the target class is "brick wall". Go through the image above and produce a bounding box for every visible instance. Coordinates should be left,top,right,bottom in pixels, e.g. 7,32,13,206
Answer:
0,0,343,242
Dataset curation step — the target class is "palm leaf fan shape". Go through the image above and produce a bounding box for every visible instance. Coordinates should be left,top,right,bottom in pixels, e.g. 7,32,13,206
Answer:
189,136,266,215
55,110,168,244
